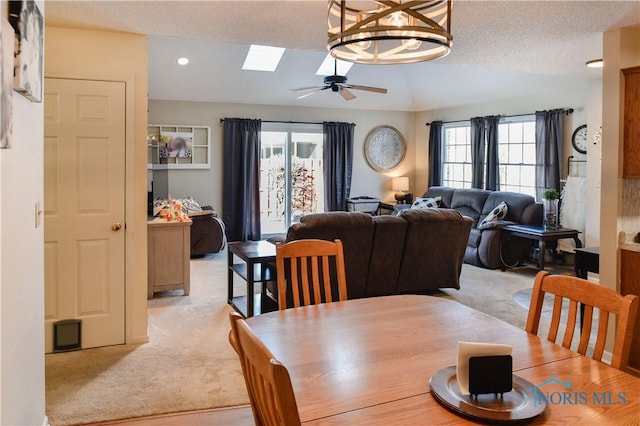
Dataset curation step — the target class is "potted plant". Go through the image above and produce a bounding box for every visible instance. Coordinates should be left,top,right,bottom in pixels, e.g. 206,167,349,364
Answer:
542,188,560,229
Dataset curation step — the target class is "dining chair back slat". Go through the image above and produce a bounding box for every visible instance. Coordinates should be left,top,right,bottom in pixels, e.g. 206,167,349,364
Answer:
229,311,301,426
526,271,639,371
276,239,347,310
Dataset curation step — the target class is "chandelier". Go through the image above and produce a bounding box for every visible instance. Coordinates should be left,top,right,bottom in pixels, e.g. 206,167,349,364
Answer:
327,1,453,65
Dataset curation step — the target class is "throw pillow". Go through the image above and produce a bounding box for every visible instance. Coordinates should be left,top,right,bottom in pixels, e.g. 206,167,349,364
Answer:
411,196,441,209
479,201,508,227
179,196,203,213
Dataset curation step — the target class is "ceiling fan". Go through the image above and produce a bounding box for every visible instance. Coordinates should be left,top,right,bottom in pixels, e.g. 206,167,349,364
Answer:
291,60,387,101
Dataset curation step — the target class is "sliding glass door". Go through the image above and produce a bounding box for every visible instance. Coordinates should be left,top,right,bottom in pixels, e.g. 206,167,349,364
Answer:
260,123,324,237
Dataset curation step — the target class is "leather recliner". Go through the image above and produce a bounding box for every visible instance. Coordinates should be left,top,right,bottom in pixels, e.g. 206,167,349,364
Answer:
280,209,472,299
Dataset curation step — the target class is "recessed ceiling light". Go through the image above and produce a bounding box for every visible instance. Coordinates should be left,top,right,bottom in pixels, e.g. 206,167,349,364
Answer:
242,45,286,72
316,54,353,76
177,57,189,66
586,59,603,68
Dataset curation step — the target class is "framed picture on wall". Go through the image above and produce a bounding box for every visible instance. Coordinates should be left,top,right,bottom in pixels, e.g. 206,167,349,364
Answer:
1,14,15,149
9,0,43,103
159,130,194,159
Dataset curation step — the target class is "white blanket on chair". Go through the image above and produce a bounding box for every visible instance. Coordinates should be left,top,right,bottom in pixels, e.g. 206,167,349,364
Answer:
559,176,586,252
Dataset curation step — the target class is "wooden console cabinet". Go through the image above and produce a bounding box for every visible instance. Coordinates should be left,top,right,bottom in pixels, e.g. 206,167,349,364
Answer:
147,218,191,298
620,248,640,373
623,67,640,179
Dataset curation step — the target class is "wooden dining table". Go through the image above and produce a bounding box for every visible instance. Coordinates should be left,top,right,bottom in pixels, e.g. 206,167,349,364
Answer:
245,294,640,425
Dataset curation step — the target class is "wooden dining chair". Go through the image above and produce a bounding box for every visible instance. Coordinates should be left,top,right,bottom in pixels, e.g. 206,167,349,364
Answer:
229,311,301,426
275,239,348,310
525,271,639,370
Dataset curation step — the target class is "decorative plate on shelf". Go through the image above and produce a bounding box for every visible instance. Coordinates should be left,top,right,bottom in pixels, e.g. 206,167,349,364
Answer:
364,125,406,172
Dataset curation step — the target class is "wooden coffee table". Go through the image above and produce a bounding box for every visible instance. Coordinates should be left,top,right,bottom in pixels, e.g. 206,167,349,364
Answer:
503,224,582,270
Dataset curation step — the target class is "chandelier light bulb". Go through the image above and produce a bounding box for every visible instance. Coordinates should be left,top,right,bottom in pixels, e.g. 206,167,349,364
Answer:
402,38,422,50
386,11,407,37
353,11,372,49
354,33,372,50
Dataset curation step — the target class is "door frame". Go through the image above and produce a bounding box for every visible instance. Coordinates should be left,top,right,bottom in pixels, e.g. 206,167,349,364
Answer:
45,72,149,345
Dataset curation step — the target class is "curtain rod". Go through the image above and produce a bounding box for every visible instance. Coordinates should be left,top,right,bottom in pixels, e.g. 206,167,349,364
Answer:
219,119,324,125
425,108,574,126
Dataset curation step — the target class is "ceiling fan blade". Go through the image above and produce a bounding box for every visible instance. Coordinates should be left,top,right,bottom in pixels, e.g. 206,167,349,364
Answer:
349,84,388,94
340,88,356,101
296,87,328,100
290,85,325,92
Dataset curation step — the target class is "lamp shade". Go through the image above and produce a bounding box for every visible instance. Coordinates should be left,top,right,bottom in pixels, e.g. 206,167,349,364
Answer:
392,176,409,192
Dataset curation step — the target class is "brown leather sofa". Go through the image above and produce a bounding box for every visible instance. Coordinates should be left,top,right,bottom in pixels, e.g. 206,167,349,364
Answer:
279,209,472,299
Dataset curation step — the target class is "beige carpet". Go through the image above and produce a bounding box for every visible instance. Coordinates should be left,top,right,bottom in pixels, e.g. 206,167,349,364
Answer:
45,249,573,425
45,250,248,426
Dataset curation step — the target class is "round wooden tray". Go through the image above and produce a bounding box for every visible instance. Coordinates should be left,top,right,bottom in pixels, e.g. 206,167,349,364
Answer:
429,366,546,423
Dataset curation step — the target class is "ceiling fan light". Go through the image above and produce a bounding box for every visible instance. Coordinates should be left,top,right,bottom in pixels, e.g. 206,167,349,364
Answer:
586,59,603,68
328,0,453,65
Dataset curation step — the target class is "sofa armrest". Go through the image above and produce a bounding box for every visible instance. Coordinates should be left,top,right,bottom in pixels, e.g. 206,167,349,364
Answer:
478,220,516,231
476,228,505,269
520,202,543,225
266,235,286,245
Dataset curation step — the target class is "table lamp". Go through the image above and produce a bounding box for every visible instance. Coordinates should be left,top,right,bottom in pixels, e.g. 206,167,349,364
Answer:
392,176,412,204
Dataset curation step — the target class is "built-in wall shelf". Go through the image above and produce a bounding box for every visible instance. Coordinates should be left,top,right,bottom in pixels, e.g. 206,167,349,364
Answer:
147,124,211,170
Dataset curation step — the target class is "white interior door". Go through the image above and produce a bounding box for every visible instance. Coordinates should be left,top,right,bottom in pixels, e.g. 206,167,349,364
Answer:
44,78,126,353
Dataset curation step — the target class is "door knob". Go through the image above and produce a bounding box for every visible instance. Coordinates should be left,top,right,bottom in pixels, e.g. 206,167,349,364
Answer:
112,223,122,231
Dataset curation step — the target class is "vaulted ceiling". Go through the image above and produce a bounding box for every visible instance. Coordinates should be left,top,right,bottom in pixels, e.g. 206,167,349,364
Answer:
45,1,640,111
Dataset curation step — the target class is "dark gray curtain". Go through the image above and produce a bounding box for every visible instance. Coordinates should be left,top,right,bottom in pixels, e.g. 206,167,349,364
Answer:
323,121,355,211
428,121,443,187
222,118,262,241
535,109,564,200
484,115,501,191
470,117,485,189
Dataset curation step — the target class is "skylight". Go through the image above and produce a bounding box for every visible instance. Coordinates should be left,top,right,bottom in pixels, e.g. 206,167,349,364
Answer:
242,45,286,72
316,54,353,76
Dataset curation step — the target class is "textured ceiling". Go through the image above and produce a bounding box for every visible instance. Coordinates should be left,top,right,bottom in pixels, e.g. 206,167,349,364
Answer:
45,0,640,111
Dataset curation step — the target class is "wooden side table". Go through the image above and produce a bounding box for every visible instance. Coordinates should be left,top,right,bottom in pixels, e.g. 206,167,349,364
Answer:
574,247,599,279
503,224,582,270
227,240,277,318
574,247,599,331
147,218,191,298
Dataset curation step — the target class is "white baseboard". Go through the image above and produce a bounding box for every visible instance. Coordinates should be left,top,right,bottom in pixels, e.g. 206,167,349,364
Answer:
42,415,50,426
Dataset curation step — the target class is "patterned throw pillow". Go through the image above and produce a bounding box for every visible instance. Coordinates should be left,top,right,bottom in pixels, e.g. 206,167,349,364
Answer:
479,201,508,227
411,196,441,209
178,196,203,213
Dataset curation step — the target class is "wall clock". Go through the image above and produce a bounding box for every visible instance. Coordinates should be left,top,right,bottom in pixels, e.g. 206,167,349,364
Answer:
571,124,587,154
364,125,406,172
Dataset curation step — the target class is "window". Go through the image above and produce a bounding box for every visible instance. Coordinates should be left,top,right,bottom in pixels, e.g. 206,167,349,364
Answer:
440,115,537,197
260,123,324,237
497,116,536,197
442,123,472,188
